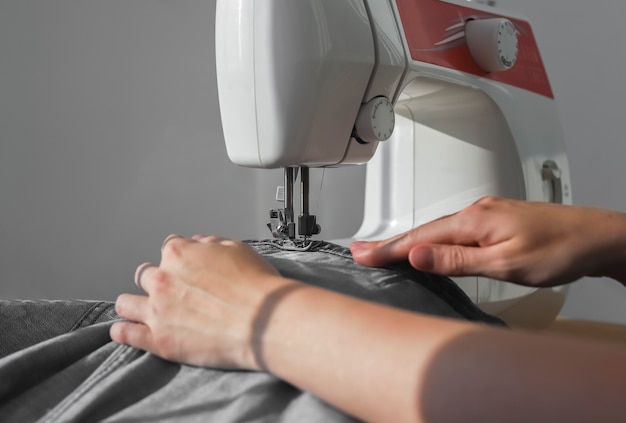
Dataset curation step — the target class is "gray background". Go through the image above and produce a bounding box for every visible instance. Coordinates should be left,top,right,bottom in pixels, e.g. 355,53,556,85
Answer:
2,0,625,323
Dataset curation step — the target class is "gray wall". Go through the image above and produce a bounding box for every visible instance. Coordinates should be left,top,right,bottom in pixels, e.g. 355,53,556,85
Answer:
1,1,625,323
0,0,364,301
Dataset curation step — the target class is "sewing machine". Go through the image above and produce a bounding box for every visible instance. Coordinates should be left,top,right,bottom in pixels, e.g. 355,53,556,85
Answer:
215,0,572,328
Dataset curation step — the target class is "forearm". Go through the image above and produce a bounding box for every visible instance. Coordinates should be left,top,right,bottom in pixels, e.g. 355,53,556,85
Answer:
255,278,626,423
252,278,454,423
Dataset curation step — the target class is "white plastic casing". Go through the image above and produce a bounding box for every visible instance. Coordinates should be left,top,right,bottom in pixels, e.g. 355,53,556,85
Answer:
361,0,406,102
216,0,378,168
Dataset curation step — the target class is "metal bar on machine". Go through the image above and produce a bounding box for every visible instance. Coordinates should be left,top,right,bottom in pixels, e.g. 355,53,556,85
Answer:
297,166,320,238
284,167,295,225
300,167,310,217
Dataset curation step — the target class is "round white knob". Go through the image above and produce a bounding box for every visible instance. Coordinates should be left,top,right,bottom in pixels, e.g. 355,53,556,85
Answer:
354,96,395,143
465,18,518,72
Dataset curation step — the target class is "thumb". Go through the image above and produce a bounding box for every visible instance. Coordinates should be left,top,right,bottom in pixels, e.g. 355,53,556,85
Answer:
408,244,489,277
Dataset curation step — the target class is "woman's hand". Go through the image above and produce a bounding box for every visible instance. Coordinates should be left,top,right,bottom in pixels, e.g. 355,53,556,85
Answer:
351,196,626,287
110,235,298,370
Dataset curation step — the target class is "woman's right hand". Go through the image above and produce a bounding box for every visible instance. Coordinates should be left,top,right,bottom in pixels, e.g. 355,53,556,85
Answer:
351,196,626,287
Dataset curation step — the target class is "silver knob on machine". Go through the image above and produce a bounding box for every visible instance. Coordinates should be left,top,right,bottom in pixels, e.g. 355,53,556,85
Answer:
542,160,564,204
354,96,395,143
465,18,518,72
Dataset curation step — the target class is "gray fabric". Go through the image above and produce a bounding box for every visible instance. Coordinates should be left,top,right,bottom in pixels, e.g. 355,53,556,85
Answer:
0,300,117,359
0,240,503,422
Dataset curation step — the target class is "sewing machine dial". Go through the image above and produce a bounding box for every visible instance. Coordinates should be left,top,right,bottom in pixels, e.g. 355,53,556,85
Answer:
354,96,395,143
465,18,518,72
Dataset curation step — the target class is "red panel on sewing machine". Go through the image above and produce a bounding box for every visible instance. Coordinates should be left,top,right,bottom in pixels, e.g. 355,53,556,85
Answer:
395,0,554,98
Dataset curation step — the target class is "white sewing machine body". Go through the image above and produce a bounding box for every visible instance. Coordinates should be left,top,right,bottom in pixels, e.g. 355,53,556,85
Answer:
216,0,572,328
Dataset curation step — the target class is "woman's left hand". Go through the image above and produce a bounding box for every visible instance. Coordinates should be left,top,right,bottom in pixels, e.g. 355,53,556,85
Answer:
110,235,297,370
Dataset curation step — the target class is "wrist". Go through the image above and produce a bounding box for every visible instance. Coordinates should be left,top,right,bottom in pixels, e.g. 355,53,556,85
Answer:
591,209,626,285
243,276,306,371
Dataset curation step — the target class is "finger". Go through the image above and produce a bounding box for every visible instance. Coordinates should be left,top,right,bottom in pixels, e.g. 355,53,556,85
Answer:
136,265,175,296
196,235,225,244
351,230,424,267
160,234,198,264
135,262,158,291
351,213,478,267
115,293,149,323
408,244,494,277
110,320,152,350
162,233,186,250
350,231,415,267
